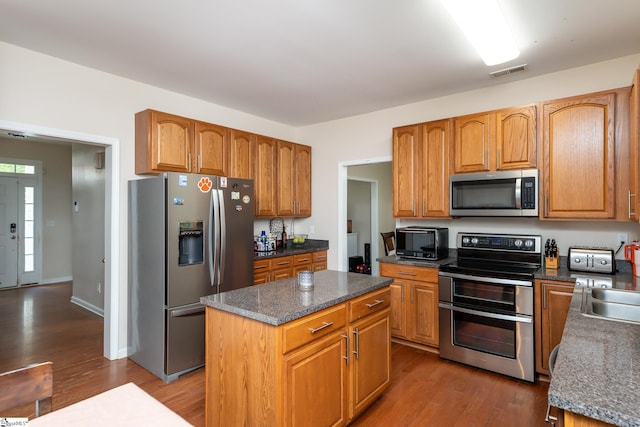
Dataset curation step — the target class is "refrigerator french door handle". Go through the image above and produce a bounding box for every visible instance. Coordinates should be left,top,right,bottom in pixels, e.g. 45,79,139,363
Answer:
208,192,215,287
217,188,226,286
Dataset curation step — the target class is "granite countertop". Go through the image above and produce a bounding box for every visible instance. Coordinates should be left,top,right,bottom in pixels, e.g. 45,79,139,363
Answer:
254,238,329,260
548,269,640,426
377,251,457,268
201,269,392,326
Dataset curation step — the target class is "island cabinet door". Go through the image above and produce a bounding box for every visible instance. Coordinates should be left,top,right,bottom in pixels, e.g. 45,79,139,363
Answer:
283,331,348,427
349,309,391,420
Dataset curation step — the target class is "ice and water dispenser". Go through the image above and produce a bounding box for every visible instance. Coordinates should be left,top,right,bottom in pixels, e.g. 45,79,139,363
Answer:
178,221,204,266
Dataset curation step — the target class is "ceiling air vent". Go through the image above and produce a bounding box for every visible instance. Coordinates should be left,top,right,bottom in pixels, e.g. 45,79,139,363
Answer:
489,64,527,78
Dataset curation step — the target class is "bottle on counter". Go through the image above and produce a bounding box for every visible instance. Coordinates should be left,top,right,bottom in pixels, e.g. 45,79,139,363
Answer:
282,225,287,247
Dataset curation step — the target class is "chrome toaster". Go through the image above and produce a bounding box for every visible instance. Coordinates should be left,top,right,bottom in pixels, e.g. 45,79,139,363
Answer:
567,247,616,274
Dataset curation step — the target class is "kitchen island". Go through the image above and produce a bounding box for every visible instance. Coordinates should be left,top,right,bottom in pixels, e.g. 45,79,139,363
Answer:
548,275,640,426
201,270,393,427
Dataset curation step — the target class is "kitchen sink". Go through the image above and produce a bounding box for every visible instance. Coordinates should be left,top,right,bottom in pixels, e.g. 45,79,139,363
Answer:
581,288,640,324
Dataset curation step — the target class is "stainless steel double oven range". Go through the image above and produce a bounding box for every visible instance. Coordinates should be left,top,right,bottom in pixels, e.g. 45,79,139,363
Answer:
438,233,542,382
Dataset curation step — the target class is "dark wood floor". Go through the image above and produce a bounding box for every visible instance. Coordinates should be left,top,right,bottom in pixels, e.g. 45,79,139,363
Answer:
1,282,550,426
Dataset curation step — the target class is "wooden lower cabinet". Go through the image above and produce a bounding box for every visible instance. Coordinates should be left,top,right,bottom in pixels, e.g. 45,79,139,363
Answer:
254,251,328,285
349,309,391,419
283,328,348,427
205,287,391,426
534,279,575,375
564,411,615,427
312,251,328,271
380,263,439,347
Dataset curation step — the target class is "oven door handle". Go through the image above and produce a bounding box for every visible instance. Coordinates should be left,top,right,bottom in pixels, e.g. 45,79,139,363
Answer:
438,272,532,287
438,302,532,324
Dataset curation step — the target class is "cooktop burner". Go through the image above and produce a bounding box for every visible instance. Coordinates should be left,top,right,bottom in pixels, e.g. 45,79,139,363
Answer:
441,232,543,279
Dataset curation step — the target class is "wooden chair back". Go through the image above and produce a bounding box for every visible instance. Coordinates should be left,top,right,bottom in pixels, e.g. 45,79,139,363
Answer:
380,231,396,256
0,361,53,417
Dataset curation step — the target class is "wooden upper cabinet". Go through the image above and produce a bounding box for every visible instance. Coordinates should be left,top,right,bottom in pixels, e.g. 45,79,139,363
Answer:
294,143,312,217
392,121,449,218
135,109,230,175
135,109,193,174
496,105,537,170
277,140,295,217
392,124,420,217
541,91,616,219
453,112,493,173
229,129,256,180
194,121,228,175
452,106,536,174
277,140,312,217
255,135,278,217
420,120,450,217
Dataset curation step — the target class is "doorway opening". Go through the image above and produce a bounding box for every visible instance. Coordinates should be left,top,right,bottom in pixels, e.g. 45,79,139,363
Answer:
0,120,121,360
0,158,42,288
338,157,392,276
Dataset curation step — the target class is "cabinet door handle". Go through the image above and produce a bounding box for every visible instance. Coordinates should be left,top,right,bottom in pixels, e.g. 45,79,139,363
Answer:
398,271,417,277
366,299,384,308
401,285,405,303
410,284,414,304
353,328,359,359
413,200,416,216
308,321,334,334
342,334,349,364
629,191,636,219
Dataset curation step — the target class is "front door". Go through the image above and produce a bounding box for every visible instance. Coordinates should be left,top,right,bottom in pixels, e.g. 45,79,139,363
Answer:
0,177,19,288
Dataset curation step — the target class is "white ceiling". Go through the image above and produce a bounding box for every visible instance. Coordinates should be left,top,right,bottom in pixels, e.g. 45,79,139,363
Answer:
1,0,639,126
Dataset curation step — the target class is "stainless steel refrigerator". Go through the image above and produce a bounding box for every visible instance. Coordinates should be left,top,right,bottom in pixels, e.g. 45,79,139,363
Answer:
128,172,254,382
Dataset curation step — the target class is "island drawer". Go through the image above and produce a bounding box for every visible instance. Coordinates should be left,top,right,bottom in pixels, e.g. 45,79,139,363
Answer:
282,304,347,354
380,263,438,283
349,288,391,322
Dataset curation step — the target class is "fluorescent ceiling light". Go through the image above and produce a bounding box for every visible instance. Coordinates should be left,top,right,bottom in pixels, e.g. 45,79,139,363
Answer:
440,0,520,66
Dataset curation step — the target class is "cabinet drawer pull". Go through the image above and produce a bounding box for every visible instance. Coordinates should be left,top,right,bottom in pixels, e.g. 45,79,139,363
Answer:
308,321,334,334
276,261,290,266
298,257,310,262
398,271,417,276
254,265,267,270
366,299,384,308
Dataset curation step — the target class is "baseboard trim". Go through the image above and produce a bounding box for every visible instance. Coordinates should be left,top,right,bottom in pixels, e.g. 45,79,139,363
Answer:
39,276,73,285
70,296,104,317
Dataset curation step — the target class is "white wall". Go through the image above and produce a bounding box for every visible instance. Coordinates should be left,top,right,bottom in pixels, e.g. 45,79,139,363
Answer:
72,144,105,313
0,41,299,355
299,53,640,269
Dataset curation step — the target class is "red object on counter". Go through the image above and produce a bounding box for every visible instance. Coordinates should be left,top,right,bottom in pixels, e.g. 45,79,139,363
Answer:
624,241,640,276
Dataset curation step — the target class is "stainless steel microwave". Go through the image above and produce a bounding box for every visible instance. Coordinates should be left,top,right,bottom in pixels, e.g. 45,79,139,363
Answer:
396,227,449,260
450,169,538,217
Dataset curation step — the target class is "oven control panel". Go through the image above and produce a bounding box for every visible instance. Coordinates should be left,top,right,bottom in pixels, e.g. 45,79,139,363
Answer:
457,233,541,253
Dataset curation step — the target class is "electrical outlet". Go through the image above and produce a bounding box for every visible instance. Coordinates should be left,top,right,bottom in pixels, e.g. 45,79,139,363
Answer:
617,233,629,245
